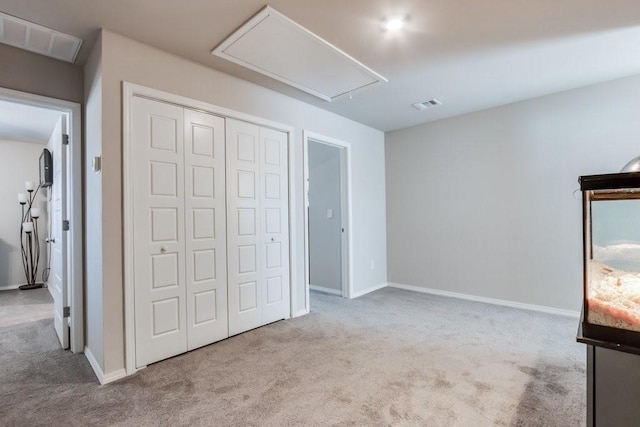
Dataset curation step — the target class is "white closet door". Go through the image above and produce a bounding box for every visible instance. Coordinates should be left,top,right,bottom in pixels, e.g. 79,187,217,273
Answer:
227,119,290,335
132,96,187,367
226,119,262,335
260,127,290,324
184,109,228,350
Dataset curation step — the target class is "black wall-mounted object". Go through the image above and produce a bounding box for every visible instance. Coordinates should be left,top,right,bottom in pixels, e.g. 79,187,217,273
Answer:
39,148,53,187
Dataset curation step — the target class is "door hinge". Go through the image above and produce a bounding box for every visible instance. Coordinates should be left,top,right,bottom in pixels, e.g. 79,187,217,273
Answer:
63,306,70,318
62,134,69,145
63,220,70,231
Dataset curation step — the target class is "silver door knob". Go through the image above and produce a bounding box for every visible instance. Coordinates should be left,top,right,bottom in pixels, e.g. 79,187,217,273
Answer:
160,246,167,253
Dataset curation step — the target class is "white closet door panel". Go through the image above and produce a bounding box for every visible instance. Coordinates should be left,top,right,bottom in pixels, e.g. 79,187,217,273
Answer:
184,109,228,350
226,119,262,336
260,127,290,324
132,96,187,367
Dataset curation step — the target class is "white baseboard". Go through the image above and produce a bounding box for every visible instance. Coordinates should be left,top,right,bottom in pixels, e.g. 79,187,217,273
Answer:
84,346,128,385
387,282,580,318
309,285,342,296
350,282,388,299
83,346,103,383
294,309,309,318
102,368,128,385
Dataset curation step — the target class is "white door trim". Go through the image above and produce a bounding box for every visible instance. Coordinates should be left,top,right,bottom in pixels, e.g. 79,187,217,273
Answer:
303,131,353,311
123,82,297,376
0,87,84,353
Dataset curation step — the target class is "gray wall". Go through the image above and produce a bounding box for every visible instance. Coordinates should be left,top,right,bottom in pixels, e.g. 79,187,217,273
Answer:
386,74,640,312
84,34,104,368
90,29,386,376
0,44,83,103
0,139,48,289
308,141,342,292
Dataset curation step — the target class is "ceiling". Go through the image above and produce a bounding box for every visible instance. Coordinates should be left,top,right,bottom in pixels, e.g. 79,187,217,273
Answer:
1,0,640,131
0,99,61,143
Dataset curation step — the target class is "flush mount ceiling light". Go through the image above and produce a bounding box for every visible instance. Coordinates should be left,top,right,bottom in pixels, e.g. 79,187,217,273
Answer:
0,12,82,63
212,6,387,102
383,15,407,32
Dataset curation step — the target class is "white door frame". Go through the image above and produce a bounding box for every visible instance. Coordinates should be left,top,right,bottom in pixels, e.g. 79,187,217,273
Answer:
303,131,353,309
123,82,297,376
0,87,84,353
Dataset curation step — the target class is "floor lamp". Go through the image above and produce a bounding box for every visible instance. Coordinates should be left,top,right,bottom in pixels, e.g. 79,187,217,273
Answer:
18,180,44,290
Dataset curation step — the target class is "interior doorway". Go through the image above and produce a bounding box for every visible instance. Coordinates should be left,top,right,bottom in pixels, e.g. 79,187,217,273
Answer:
0,87,83,353
303,131,352,309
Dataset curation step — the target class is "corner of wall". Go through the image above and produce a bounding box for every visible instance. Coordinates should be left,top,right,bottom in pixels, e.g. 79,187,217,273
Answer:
83,32,105,371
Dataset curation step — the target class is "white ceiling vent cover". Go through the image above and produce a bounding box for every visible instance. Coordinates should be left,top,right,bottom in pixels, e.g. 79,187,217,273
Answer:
212,6,388,102
412,98,442,110
0,12,82,63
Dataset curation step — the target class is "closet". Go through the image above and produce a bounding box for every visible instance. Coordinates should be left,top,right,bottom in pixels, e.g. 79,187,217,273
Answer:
130,96,289,368
226,119,290,336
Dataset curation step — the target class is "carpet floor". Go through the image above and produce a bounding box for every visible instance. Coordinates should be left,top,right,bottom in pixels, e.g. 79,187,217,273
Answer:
0,287,585,426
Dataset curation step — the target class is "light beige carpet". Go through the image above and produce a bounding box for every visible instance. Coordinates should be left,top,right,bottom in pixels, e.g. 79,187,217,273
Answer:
0,287,585,426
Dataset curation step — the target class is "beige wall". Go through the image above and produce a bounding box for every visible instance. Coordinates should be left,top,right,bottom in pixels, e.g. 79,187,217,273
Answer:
91,30,387,376
0,139,48,289
0,44,83,103
386,74,640,312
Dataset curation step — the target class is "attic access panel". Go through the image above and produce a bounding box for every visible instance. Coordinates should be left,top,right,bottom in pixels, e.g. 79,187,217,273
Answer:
212,6,387,102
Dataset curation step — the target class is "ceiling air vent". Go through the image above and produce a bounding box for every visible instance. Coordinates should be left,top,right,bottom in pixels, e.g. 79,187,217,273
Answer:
412,98,442,110
212,6,387,102
0,12,82,63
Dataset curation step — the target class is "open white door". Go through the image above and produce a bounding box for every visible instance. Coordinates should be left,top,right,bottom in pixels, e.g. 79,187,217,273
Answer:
49,116,69,349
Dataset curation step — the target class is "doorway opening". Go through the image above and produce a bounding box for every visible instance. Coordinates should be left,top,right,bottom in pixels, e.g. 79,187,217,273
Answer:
303,131,352,311
0,87,83,353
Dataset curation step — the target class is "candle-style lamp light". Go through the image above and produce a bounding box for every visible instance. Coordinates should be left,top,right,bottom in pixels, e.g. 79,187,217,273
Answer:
18,180,44,290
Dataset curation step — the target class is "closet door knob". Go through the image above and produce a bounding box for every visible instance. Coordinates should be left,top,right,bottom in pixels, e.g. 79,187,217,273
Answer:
160,246,167,253
271,238,274,242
